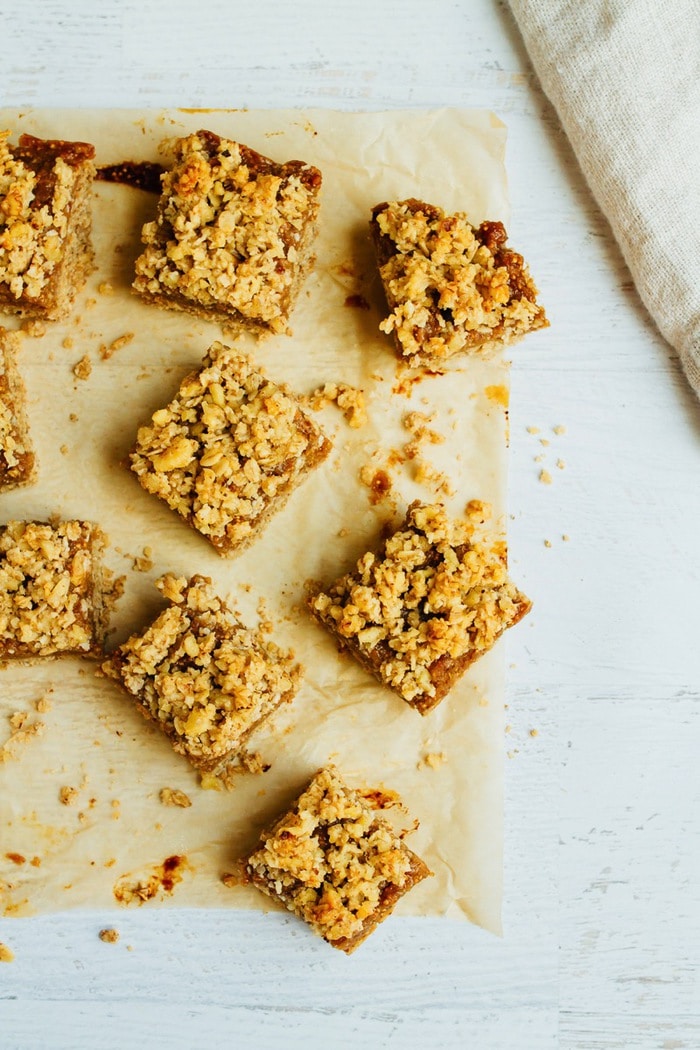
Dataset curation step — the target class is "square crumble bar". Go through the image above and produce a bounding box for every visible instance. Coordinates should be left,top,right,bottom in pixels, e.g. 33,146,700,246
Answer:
129,342,331,558
0,132,96,321
370,198,548,367
0,329,35,491
132,129,322,335
0,519,109,660
101,574,303,774
308,501,532,713
244,765,431,953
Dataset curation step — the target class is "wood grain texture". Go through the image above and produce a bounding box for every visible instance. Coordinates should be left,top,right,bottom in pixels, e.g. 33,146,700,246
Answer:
2,1,699,1048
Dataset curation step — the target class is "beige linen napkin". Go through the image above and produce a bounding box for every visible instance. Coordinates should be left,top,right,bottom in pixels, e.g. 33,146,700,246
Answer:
509,0,700,398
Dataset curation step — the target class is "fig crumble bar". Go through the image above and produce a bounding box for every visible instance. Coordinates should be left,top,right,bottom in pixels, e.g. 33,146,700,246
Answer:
0,131,96,320
129,342,331,557
0,329,35,491
101,574,303,774
0,519,108,660
244,765,431,953
308,501,531,713
370,198,548,367
132,129,322,335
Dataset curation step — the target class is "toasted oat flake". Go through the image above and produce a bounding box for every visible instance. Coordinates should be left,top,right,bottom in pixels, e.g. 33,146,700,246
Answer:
100,332,134,360
159,787,192,808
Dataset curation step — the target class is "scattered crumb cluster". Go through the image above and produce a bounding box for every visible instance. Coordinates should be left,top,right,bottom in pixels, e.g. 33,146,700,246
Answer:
307,382,367,429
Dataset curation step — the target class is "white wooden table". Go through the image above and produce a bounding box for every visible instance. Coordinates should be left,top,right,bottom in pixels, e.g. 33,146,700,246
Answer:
2,2,699,1047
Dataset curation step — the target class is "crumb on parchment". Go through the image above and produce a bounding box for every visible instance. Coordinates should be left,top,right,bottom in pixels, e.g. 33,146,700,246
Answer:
419,751,446,770
98,928,119,943
59,786,79,806
159,787,192,808
1,715,45,764
73,354,92,380
539,469,552,485
0,942,15,963
132,546,153,572
99,332,135,360
307,382,367,428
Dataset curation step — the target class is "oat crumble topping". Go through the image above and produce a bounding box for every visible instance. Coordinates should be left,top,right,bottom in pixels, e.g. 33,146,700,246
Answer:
308,502,531,712
0,329,35,491
245,766,430,952
102,574,303,773
133,130,322,334
371,199,547,366
129,342,331,556
0,519,107,658
0,131,96,319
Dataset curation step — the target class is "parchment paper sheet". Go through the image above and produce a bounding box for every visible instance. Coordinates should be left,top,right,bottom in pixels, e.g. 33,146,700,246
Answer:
0,108,513,936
